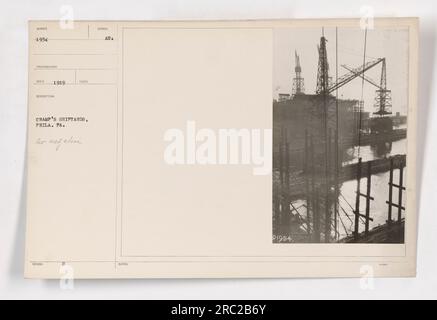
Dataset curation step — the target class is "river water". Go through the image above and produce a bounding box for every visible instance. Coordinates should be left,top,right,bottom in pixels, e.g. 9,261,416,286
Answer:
286,137,408,240
336,138,407,239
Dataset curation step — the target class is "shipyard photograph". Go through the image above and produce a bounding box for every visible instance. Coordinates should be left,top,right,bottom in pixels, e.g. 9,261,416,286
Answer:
272,26,409,244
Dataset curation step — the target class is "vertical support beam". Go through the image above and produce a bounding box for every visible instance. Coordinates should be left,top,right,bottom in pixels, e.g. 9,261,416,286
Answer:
365,161,372,235
334,130,339,240
304,129,309,174
388,157,394,223
325,129,332,243
282,128,290,236
327,128,332,184
357,28,367,153
310,137,319,242
398,160,404,222
334,27,340,240
273,194,280,236
279,127,284,187
354,157,362,240
284,129,290,191
322,94,330,243
305,130,311,235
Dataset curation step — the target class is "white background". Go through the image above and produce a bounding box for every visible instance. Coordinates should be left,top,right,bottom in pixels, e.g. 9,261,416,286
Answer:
0,0,436,299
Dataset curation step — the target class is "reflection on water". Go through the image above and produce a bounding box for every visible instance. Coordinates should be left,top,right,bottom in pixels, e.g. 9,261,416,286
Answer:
343,139,406,165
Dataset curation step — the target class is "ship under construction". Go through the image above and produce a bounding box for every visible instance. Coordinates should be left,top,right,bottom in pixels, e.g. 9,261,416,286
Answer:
273,28,407,244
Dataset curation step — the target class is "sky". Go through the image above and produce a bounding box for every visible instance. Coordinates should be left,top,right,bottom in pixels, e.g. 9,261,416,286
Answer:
273,26,409,115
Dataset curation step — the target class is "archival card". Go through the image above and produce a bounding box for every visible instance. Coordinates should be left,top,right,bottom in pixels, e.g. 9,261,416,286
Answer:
25,18,418,278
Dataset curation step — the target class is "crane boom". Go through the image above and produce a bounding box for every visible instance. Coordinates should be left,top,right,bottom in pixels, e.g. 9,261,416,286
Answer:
340,64,383,90
327,58,384,94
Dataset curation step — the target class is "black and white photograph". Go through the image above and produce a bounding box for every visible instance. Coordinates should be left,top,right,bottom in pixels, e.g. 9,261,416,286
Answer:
273,26,409,243
3,0,437,301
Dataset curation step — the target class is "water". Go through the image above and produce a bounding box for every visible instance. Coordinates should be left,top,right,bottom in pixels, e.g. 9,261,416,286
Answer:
342,139,406,165
338,138,407,238
289,138,407,240
337,168,406,238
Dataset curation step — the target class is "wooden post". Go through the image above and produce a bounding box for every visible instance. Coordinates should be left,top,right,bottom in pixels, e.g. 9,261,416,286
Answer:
365,161,372,235
388,157,394,223
398,160,404,222
354,157,362,240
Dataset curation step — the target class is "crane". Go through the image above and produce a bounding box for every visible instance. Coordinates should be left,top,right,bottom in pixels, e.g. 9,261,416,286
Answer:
292,51,305,96
341,64,383,90
341,59,392,116
316,33,385,96
326,58,385,94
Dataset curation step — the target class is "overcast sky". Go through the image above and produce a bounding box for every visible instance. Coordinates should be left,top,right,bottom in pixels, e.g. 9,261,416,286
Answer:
273,26,409,115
